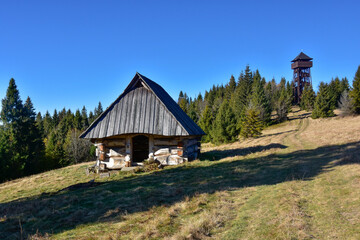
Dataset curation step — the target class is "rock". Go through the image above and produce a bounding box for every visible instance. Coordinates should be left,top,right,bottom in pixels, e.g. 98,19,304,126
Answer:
99,172,110,178
155,148,170,156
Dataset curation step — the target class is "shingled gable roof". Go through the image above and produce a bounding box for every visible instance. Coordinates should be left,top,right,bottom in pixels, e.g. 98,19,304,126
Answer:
291,52,313,62
80,73,205,139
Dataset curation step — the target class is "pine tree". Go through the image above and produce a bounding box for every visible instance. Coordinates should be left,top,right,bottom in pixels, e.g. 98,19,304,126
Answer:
328,77,342,108
178,91,188,113
22,97,44,175
74,109,83,130
0,78,25,179
312,82,335,118
300,85,316,111
340,77,350,93
275,80,292,122
43,111,53,137
81,106,89,130
198,105,213,142
250,70,271,123
1,78,23,126
94,102,103,117
350,65,360,114
240,104,263,138
211,100,238,144
225,75,236,100
88,111,94,123
233,66,253,117
53,109,59,127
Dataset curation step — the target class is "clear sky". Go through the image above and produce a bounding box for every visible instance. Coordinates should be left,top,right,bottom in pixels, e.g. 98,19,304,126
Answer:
1,0,360,114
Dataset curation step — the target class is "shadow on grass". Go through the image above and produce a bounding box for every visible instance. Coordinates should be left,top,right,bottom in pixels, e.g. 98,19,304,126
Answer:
200,143,288,161
1,141,360,239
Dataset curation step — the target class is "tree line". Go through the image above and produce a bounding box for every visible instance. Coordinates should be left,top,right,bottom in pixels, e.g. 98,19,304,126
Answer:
178,65,360,144
0,65,359,182
0,79,103,182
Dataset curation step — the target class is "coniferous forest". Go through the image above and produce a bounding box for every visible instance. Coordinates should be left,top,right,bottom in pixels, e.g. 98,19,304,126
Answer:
1,65,360,183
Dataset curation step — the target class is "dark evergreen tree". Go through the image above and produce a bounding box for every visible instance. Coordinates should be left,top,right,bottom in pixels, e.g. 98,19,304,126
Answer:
211,100,238,144
350,65,360,114
340,77,350,93
74,109,82,130
312,82,335,118
1,78,23,125
231,67,253,123
300,85,316,111
81,106,89,130
225,75,236,100
88,111,94,123
198,105,213,142
240,105,263,138
53,109,59,127
275,79,292,122
250,70,271,123
22,97,44,175
43,111,52,137
94,102,103,117
0,78,25,180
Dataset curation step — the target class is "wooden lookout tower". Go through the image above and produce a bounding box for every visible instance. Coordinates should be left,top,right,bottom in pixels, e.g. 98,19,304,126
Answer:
291,52,313,104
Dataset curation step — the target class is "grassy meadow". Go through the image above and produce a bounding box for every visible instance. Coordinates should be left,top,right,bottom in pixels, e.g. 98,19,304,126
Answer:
1,108,360,239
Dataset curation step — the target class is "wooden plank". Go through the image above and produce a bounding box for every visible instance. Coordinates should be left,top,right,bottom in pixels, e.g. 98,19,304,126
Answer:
148,135,154,153
124,90,134,133
112,98,120,135
106,103,116,136
139,87,147,132
106,139,126,147
162,111,170,136
152,95,160,135
129,89,138,133
158,103,164,135
154,138,178,146
133,88,142,133
143,89,151,133
149,92,156,134
119,92,127,134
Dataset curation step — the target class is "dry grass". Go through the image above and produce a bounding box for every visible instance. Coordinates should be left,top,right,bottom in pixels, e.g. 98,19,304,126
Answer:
1,108,360,239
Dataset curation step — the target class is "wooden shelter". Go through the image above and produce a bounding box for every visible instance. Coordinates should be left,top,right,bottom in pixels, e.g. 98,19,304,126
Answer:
80,73,205,169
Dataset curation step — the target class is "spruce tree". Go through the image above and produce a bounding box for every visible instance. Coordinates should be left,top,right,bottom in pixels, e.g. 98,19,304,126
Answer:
211,100,238,144
240,104,263,138
350,65,360,114
94,102,103,117
0,78,25,179
198,105,213,142
300,85,316,111
74,109,83,130
250,70,271,123
1,78,23,125
312,82,335,118
23,97,44,175
225,75,236,100
81,106,89,129
275,79,292,122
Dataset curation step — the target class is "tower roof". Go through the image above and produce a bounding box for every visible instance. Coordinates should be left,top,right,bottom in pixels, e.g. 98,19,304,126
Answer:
291,52,313,62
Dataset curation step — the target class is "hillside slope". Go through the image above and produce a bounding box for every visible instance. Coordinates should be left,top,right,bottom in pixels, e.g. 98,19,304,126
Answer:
1,109,360,239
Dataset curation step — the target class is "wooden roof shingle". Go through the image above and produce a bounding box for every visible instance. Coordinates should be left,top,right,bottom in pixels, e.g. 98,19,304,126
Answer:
80,73,205,139
291,52,313,62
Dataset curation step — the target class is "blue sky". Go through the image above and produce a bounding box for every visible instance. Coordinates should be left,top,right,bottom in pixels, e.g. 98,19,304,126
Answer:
1,0,360,114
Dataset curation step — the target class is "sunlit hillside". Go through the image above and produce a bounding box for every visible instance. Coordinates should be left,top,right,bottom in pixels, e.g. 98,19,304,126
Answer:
1,108,360,239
